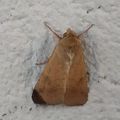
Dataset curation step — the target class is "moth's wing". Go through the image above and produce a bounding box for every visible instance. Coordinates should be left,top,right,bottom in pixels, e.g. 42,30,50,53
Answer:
64,47,89,106
32,45,68,104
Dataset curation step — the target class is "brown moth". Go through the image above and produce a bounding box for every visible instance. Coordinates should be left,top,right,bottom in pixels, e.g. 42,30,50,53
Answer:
32,22,93,106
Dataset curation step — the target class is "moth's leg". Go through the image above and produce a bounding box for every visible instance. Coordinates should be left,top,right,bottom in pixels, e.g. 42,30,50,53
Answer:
80,36,97,70
36,58,49,65
85,55,96,67
84,47,97,71
78,24,94,37
44,22,62,40
80,35,92,58
81,37,93,57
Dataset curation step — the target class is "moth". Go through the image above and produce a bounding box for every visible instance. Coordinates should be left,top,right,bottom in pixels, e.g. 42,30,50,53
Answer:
32,22,93,106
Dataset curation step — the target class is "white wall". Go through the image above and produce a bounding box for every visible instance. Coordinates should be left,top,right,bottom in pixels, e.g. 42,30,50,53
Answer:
0,0,120,120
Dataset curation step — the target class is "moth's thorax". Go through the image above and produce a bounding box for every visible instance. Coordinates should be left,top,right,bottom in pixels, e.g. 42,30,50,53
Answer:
60,29,80,50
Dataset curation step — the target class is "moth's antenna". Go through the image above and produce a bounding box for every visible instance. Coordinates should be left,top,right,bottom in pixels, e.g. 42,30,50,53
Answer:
78,24,94,37
44,22,62,39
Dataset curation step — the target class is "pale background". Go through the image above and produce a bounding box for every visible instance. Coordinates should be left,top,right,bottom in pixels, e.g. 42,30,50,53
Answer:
0,0,120,120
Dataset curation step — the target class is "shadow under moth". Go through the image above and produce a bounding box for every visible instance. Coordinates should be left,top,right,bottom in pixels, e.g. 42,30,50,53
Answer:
32,22,94,106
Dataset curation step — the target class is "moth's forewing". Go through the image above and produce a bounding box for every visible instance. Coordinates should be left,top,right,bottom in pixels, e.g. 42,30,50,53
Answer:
64,42,89,106
32,45,68,104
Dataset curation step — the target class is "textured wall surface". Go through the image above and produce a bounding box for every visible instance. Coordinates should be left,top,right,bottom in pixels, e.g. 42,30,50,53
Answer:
0,0,120,120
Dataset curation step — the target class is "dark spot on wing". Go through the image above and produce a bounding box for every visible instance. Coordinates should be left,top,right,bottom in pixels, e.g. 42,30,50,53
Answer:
32,89,46,104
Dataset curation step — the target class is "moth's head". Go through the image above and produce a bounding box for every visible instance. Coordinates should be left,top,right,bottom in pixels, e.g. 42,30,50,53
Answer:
63,28,77,38
61,28,80,48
